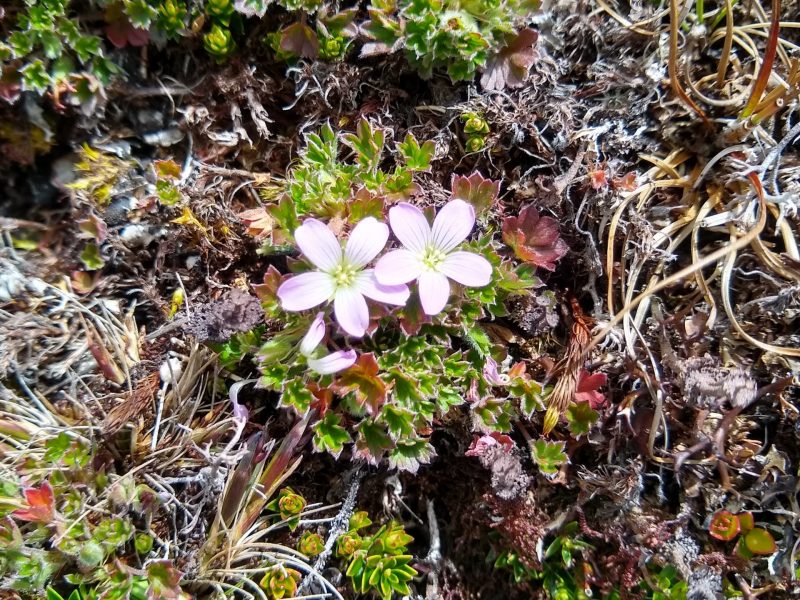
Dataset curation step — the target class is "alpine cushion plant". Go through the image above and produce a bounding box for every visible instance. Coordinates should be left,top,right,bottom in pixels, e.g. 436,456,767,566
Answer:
375,200,493,315
277,217,410,337
246,123,570,474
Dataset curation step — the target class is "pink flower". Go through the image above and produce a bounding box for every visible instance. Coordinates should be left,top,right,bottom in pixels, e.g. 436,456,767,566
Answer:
483,357,510,386
300,312,357,375
574,370,608,410
277,217,409,337
375,200,492,315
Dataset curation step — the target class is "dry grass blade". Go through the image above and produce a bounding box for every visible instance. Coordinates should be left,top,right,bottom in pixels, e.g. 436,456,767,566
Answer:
590,173,768,355
668,0,713,128
103,371,160,435
543,299,592,435
740,0,782,118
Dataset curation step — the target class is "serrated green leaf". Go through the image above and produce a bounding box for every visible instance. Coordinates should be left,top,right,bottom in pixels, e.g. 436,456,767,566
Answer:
72,35,102,63
566,401,599,438
462,324,492,357
79,243,105,270
354,419,392,465
39,31,62,59
379,405,415,439
124,0,158,29
44,432,71,463
51,54,75,80
312,412,351,459
20,60,51,93
530,439,567,476
281,379,314,414
386,437,435,473
10,32,34,57
156,180,181,205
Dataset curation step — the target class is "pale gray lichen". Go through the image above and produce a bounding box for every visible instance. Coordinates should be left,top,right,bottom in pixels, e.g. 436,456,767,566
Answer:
680,356,758,409
477,445,530,501
185,288,263,343
687,567,723,600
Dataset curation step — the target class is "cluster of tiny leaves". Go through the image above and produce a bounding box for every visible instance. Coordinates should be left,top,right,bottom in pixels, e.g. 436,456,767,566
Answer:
2,0,118,100
364,0,539,82
277,120,434,222
337,511,417,600
0,432,184,598
246,121,562,472
493,521,594,597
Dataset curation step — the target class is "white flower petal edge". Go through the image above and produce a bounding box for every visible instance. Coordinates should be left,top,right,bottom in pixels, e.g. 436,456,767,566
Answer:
431,199,476,253
374,249,424,286
277,272,335,311
334,287,370,337
308,350,357,375
344,217,390,268
418,271,451,315
388,203,431,254
294,218,343,272
356,270,410,305
440,251,492,287
300,312,326,356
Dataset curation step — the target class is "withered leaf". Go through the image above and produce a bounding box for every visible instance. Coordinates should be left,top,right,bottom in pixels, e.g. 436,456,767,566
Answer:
480,28,538,91
502,204,568,271
451,171,500,215
238,207,275,240
332,353,387,415
103,371,160,435
280,22,320,59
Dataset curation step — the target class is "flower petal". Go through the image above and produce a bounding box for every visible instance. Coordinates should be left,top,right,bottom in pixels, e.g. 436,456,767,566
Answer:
299,312,326,356
431,199,476,253
356,270,410,306
277,272,334,311
483,358,509,387
388,203,431,254
440,251,492,287
294,218,342,271
334,287,370,337
308,350,358,375
418,271,451,315
374,249,424,285
344,217,389,268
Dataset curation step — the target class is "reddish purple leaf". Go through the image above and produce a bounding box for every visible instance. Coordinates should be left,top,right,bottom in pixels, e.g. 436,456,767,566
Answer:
574,370,608,410
0,71,21,104
451,172,500,215
481,28,539,91
280,22,320,59
502,204,568,271
332,353,387,415
709,510,740,541
465,432,515,457
106,19,150,49
146,560,187,600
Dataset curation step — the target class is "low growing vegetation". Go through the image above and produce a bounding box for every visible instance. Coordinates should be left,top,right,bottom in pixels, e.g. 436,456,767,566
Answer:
2,0,800,598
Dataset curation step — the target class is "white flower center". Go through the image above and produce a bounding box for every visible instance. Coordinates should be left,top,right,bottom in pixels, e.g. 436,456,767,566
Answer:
330,261,358,289
420,245,447,271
